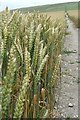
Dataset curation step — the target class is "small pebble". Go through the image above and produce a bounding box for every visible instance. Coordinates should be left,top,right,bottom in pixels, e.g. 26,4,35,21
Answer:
69,69,72,71
74,115,78,118
68,103,74,107
63,75,66,77
54,106,57,110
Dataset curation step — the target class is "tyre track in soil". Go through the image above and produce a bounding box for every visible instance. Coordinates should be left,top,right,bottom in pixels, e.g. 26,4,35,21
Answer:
55,16,79,118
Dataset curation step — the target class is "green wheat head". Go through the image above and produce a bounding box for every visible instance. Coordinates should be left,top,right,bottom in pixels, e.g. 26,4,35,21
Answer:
1,7,67,119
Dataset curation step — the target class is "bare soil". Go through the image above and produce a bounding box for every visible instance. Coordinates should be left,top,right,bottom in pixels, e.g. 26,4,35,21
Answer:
55,17,79,118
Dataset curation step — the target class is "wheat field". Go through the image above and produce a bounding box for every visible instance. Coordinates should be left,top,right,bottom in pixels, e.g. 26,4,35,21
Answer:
0,7,67,119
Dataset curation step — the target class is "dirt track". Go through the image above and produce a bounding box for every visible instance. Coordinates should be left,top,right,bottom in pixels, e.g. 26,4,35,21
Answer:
56,17,79,118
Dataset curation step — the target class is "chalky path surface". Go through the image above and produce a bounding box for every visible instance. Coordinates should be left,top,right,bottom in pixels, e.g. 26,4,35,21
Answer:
57,17,79,118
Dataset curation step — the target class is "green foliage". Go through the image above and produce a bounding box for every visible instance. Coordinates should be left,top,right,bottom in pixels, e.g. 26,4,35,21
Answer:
12,2,78,13
1,7,66,119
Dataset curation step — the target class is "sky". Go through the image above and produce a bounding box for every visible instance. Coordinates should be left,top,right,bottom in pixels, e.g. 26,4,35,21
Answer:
0,0,79,11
